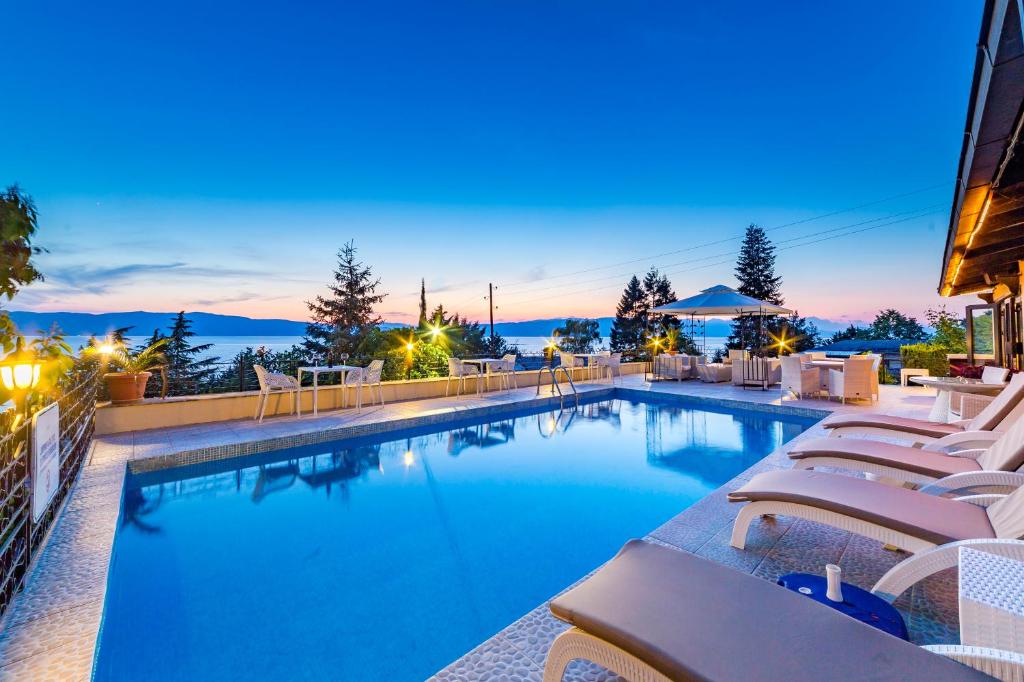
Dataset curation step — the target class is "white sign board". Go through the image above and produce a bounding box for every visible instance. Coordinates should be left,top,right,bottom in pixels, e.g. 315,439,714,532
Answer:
32,402,60,523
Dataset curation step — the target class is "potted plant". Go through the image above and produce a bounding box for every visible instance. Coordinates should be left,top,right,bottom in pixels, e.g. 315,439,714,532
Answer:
90,339,167,404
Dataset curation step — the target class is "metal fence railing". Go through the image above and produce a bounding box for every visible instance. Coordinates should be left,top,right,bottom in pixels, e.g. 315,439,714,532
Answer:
0,366,100,618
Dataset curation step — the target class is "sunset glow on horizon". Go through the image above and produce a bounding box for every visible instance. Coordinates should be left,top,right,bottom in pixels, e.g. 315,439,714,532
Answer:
3,1,981,326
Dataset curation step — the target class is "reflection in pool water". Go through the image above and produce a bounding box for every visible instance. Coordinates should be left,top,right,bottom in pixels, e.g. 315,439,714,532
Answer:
97,397,816,681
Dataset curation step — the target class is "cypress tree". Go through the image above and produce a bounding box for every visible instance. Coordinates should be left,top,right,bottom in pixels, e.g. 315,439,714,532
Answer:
305,241,386,359
417,278,429,329
727,224,782,350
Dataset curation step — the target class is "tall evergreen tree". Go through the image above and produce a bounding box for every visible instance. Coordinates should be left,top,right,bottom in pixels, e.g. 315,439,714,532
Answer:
305,241,386,359
610,276,647,356
417,278,428,329
727,224,783,350
643,267,681,335
161,312,218,395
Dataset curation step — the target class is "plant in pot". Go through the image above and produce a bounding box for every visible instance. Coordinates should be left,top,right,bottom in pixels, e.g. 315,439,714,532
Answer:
90,339,167,404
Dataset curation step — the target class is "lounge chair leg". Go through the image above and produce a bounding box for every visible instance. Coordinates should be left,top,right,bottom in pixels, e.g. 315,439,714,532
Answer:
730,505,762,549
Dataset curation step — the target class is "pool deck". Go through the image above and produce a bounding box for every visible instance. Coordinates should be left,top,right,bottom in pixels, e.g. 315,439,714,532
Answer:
0,376,951,680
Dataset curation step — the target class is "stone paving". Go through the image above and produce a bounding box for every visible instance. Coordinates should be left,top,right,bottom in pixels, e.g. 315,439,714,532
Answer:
0,375,952,680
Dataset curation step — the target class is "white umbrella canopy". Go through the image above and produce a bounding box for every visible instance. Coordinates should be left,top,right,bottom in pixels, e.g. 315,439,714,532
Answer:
652,284,792,317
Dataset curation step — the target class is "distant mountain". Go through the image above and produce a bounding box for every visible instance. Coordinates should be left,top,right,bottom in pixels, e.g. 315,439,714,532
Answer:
7,310,866,339
8,311,309,337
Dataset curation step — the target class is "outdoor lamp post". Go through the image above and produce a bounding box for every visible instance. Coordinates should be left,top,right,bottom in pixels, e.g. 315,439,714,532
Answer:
0,339,42,393
0,339,43,416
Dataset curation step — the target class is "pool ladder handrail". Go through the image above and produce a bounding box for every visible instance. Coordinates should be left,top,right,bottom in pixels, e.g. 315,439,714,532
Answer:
536,366,579,407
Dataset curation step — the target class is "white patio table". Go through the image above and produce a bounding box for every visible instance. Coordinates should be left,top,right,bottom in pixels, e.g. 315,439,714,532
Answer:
296,365,361,416
910,376,1006,423
572,353,604,380
460,358,504,390
808,359,845,371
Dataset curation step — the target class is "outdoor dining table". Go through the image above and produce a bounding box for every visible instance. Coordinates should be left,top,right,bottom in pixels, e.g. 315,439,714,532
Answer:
572,353,604,379
910,375,1006,423
296,365,361,416
808,360,846,370
460,358,505,390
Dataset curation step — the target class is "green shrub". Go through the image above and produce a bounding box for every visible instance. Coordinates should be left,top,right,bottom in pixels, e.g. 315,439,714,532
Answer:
383,342,450,381
900,343,950,378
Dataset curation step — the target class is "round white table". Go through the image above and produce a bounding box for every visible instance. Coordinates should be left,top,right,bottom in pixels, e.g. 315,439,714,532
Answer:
909,376,1006,423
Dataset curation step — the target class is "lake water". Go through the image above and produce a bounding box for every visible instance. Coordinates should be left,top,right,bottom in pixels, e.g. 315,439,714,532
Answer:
52,335,729,362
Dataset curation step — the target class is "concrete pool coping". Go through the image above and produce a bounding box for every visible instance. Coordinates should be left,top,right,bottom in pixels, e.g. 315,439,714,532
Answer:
0,377,938,680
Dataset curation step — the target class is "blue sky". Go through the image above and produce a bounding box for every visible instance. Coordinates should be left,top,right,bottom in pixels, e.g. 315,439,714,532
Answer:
2,1,982,324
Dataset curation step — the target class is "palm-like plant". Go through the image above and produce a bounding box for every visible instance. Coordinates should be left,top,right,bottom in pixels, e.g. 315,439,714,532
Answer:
85,338,168,374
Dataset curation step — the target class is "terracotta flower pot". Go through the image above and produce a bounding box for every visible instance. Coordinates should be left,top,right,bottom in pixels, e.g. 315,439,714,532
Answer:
104,372,152,404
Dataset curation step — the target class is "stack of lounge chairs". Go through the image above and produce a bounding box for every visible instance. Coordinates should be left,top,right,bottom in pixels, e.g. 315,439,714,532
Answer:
542,372,1024,681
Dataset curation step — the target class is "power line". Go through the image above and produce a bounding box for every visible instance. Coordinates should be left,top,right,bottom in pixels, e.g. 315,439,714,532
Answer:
497,181,948,293
496,207,943,310
498,204,943,305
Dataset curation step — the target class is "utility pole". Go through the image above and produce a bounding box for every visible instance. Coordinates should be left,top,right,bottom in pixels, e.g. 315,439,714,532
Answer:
488,282,495,338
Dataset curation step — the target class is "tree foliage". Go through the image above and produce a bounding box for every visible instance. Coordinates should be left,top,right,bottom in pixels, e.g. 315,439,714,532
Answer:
0,185,44,302
305,241,386,360
611,275,646,355
925,307,967,352
728,224,782,350
867,308,928,341
554,318,601,353
156,312,219,395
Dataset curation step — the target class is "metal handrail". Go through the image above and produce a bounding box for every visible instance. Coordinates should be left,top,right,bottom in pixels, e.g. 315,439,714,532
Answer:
536,366,579,407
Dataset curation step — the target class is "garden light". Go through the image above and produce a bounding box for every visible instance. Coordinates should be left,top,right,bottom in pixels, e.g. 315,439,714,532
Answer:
406,341,415,352
0,339,42,392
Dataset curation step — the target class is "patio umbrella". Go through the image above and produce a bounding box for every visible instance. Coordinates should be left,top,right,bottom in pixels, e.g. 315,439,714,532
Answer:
651,284,793,359
652,284,792,317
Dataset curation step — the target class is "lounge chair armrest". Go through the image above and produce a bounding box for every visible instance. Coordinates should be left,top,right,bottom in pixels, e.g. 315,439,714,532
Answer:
945,448,987,460
921,430,1001,452
953,493,1008,507
923,645,1024,679
871,539,1024,601
919,471,1024,497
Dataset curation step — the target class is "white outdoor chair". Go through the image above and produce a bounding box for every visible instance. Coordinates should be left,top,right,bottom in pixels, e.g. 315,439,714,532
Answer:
559,351,586,381
983,366,1012,384
502,354,519,388
780,355,820,399
593,352,622,383
485,358,511,391
828,355,876,404
344,365,364,411
867,353,882,401
363,359,385,406
952,367,1011,418
253,364,300,422
446,358,481,397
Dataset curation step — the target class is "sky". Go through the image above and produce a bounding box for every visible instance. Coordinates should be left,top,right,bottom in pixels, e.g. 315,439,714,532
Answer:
2,0,984,326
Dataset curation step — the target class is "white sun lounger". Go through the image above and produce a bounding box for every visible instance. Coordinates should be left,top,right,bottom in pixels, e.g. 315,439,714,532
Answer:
821,372,1024,444
728,468,1024,553
787,406,1024,489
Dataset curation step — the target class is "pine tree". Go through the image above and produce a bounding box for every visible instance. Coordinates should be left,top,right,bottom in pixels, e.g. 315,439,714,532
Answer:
304,241,386,359
161,312,218,395
417,279,429,329
643,267,681,335
610,276,647,356
727,224,783,350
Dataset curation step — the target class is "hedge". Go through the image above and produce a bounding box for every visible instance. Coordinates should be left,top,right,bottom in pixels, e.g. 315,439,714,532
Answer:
900,343,950,378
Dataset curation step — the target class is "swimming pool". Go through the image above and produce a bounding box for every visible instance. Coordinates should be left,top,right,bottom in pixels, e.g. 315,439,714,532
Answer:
94,395,817,680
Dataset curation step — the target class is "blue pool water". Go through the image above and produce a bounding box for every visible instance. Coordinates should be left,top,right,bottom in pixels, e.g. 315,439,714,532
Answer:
95,396,816,680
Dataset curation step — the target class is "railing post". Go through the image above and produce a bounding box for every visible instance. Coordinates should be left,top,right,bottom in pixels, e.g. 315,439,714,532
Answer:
239,358,245,392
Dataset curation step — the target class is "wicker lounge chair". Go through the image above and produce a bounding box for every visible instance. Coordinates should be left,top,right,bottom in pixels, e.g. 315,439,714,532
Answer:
728,468,1024,553
822,372,1024,444
787,408,1024,488
542,540,999,681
